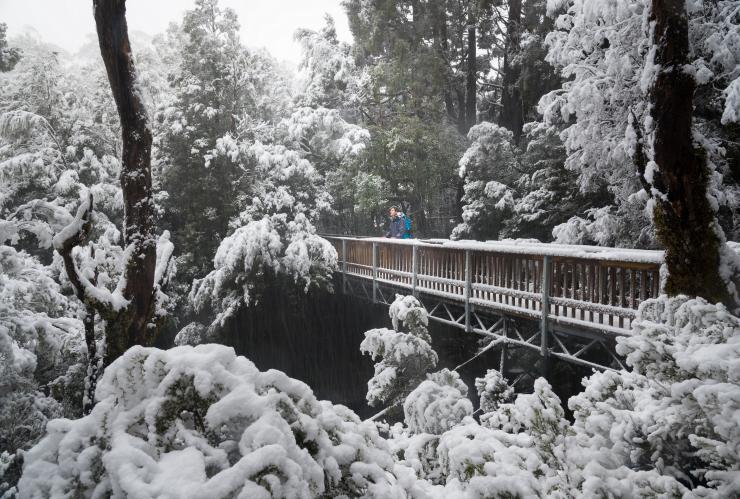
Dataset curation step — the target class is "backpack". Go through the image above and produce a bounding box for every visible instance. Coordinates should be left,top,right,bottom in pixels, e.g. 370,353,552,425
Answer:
403,214,413,238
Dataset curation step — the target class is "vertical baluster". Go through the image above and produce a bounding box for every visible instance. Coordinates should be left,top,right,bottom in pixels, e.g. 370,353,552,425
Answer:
524,259,530,310
465,250,471,333
541,255,552,370
504,256,510,306
588,264,594,322
619,268,626,328
563,262,573,317
341,239,347,293
516,257,521,308
609,267,617,326
598,266,606,324
573,263,580,320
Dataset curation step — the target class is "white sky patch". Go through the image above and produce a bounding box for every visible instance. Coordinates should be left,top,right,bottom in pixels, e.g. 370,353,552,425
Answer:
0,0,352,65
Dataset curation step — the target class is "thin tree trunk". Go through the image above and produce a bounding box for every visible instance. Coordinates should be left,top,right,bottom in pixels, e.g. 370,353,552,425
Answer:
436,4,457,125
465,24,476,132
499,0,524,143
456,88,467,134
93,0,157,364
648,0,738,307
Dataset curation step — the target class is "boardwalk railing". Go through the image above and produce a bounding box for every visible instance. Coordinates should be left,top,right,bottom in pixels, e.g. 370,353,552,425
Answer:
324,236,664,336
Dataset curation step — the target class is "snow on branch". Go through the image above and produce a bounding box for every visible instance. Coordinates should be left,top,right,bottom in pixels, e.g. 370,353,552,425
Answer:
52,191,129,313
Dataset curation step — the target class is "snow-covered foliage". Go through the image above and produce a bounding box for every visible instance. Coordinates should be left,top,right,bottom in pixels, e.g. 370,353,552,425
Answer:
0,39,116,465
190,138,338,330
17,344,417,499
541,0,740,245
0,25,177,483
567,295,740,497
294,15,359,110
475,368,514,416
453,123,518,240
0,246,86,439
453,121,585,242
360,295,438,410
373,294,740,497
403,369,473,435
0,246,85,496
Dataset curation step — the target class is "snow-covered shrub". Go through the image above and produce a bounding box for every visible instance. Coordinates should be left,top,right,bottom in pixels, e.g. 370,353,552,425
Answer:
403,369,473,435
485,378,571,471
360,295,438,411
18,344,415,499
0,246,86,445
435,419,550,497
173,321,211,346
475,368,514,416
567,295,740,497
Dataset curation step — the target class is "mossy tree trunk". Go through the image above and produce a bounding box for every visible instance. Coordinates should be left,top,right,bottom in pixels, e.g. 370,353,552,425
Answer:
499,0,523,143
93,0,157,364
646,0,738,307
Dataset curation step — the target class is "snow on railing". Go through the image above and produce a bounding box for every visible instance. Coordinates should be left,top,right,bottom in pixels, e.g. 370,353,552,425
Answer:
323,235,664,335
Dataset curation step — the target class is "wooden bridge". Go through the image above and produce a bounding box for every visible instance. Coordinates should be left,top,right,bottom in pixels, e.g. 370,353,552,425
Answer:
323,236,664,372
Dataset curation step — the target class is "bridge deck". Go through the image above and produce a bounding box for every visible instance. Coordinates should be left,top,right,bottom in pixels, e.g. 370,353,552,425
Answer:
324,236,664,337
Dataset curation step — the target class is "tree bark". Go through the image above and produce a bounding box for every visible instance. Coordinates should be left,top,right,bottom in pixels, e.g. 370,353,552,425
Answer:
648,0,738,307
93,0,156,364
465,24,477,132
499,0,524,143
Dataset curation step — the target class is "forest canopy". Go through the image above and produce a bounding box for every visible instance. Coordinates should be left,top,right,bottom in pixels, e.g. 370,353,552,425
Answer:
1,0,740,497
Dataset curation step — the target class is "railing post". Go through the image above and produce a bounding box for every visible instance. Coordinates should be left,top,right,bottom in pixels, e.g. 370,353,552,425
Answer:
464,249,471,333
500,319,508,373
412,243,418,297
341,239,347,294
372,241,378,303
540,255,552,377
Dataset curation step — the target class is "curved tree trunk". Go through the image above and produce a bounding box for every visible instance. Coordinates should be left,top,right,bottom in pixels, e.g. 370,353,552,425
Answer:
93,0,156,364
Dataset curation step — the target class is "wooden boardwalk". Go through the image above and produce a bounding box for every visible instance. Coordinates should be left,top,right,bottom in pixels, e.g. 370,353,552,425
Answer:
324,236,664,370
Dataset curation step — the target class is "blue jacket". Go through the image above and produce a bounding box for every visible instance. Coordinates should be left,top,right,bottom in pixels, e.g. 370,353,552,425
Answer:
386,214,407,238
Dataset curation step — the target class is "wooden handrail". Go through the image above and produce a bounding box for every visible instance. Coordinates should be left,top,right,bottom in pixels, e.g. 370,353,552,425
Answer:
323,235,664,335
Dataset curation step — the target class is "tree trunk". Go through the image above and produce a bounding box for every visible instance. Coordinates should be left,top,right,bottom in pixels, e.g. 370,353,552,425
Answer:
499,0,524,143
93,0,157,364
465,24,477,132
648,0,738,307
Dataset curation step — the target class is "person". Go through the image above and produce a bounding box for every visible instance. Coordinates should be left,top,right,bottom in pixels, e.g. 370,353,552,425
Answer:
385,206,409,239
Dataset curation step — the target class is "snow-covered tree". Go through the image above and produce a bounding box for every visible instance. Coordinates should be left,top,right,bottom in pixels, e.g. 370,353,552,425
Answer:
453,120,588,242
156,0,293,285
0,246,85,467
189,137,338,331
541,0,740,247
360,295,438,414
294,15,358,111
0,23,21,72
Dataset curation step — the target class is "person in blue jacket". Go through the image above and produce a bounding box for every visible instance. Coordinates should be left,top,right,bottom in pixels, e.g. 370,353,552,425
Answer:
385,206,412,238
